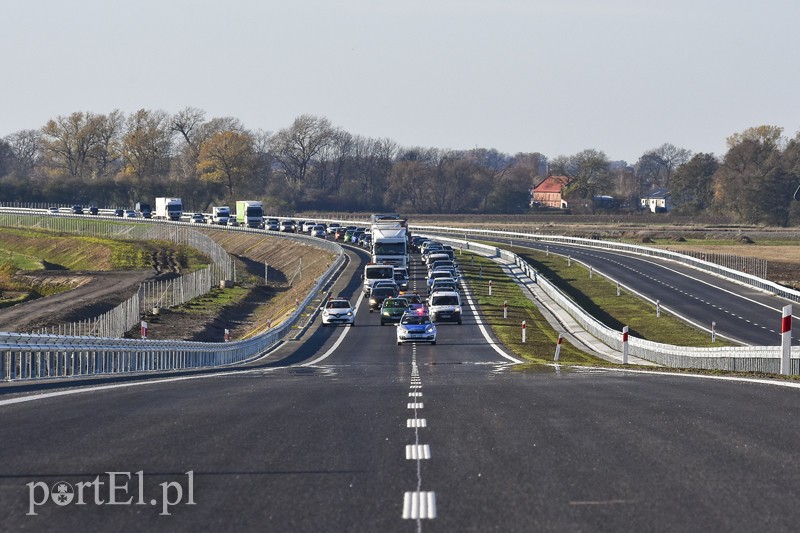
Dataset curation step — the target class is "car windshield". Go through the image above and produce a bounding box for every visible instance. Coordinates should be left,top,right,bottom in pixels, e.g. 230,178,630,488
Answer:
326,301,351,309
384,299,408,309
366,268,394,279
374,242,406,255
401,315,431,326
431,295,459,306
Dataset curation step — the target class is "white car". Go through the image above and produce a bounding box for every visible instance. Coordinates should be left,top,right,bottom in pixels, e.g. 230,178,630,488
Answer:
302,221,317,233
427,291,463,324
190,213,206,224
311,225,327,238
321,298,356,326
124,210,137,218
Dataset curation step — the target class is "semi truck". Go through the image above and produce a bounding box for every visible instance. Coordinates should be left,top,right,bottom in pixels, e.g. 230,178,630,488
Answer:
235,200,264,228
211,206,231,225
135,201,152,218
154,197,183,221
371,221,408,268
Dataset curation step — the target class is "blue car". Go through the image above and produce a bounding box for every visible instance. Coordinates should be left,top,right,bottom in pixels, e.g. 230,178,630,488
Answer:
396,311,437,345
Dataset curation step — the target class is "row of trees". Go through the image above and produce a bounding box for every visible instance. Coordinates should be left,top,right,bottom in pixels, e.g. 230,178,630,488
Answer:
1,108,798,224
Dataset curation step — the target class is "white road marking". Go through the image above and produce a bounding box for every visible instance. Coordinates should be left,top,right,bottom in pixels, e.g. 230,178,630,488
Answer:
407,402,424,409
300,291,366,366
409,392,422,397
405,444,431,460
402,491,437,519
407,419,427,428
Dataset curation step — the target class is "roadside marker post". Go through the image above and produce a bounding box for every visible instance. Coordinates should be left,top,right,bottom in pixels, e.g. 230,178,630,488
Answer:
141,320,148,339
521,321,527,343
554,334,563,361
488,280,492,296
503,300,508,319
616,281,620,296
781,305,792,375
711,321,716,343
656,300,661,318
589,266,593,279
622,326,629,364
224,329,230,342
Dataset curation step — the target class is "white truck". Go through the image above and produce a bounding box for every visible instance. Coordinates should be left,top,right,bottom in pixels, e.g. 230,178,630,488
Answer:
154,197,183,221
371,222,408,268
235,200,264,228
363,263,395,295
211,206,231,225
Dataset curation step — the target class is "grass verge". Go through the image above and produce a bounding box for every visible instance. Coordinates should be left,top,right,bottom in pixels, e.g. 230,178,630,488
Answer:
459,252,610,365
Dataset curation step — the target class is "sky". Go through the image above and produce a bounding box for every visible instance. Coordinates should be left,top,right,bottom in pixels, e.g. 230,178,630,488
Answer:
2,0,799,164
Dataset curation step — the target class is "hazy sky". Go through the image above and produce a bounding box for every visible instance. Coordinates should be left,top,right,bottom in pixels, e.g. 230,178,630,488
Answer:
2,0,799,163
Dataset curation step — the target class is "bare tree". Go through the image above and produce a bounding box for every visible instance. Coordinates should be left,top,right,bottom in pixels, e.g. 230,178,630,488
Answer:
269,115,334,184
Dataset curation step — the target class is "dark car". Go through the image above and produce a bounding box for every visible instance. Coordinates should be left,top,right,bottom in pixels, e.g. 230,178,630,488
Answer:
88,206,99,215
334,227,347,240
71,205,84,214
380,297,409,325
113,209,124,217
369,286,398,312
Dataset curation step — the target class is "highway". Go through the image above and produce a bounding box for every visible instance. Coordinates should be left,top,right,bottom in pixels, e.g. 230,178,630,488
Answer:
2,247,800,531
454,235,799,347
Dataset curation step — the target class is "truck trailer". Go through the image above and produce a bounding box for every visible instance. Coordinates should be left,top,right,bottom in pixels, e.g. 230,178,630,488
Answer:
154,197,183,221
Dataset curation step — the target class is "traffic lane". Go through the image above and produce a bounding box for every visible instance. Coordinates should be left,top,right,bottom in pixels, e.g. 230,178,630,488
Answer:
0,366,415,532
339,290,504,367
413,365,800,531
519,241,796,346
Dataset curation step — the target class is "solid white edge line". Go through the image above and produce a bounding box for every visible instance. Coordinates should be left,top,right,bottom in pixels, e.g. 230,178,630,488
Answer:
462,284,525,364
301,291,366,367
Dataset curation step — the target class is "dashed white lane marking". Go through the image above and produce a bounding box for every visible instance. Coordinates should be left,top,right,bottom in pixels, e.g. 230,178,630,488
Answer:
407,419,427,428
406,444,431,460
403,491,437,520
408,402,424,409
409,392,423,397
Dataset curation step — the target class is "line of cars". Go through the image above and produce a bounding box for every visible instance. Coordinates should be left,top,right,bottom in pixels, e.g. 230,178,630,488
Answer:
324,240,464,345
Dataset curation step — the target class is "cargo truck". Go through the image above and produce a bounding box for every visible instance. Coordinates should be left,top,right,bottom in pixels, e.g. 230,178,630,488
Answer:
211,206,231,225
154,197,182,221
371,221,408,268
235,200,264,228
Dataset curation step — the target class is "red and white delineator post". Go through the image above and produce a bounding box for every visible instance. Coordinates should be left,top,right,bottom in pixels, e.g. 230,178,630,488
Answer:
781,305,792,375
503,300,508,319
224,328,230,342
622,326,629,364
554,334,563,361
488,280,493,296
141,320,148,339
521,321,527,343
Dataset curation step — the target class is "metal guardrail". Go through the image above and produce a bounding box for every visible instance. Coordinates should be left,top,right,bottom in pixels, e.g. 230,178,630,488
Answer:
423,233,799,374
0,210,345,381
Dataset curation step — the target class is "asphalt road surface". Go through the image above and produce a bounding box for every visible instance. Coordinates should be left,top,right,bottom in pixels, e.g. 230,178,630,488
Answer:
455,234,800,347
1,249,799,532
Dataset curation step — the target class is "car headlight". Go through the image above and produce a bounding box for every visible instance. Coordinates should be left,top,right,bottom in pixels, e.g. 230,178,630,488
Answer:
347,311,353,316
397,326,408,334
426,326,435,333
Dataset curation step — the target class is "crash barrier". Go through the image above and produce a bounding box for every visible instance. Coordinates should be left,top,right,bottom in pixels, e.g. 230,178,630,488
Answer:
421,233,800,374
0,210,345,380
0,246,344,381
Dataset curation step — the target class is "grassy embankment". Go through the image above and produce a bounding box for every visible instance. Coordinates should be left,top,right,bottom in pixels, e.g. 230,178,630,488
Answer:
460,247,730,366
0,227,208,308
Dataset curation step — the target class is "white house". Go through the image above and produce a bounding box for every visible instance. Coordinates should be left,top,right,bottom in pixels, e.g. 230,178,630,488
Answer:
641,188,670,213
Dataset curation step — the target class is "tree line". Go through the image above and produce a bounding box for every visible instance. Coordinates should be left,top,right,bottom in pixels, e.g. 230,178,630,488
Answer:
1,108,798,225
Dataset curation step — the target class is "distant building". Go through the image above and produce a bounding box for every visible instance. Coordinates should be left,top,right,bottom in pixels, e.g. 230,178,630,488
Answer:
641,188,670,213
531,175,570,209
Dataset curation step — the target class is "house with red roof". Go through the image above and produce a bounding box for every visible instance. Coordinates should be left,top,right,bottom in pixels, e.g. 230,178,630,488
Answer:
531,175,570,209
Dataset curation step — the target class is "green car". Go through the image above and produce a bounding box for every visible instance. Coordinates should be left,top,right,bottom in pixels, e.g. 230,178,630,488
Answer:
380,297,409,325
343,229,356,243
